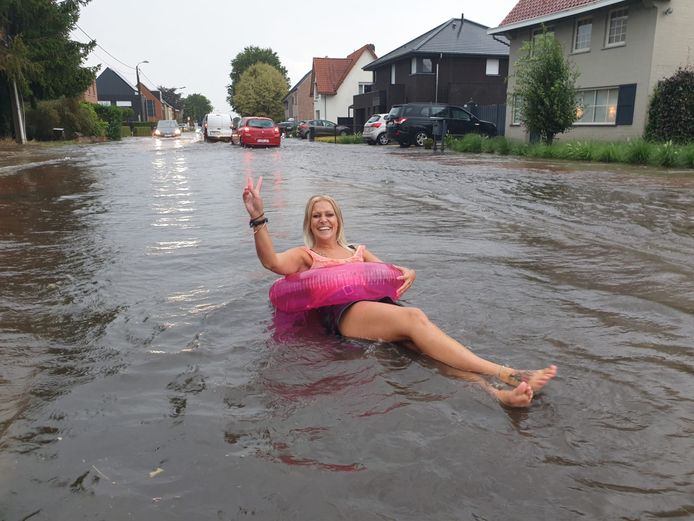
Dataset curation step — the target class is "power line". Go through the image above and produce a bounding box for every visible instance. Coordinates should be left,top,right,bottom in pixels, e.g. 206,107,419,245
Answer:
75,23,134,70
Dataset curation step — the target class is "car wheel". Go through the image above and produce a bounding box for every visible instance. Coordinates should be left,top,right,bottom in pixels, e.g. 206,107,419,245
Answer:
414,131,428,147
339,130,348,136
377,133,389,145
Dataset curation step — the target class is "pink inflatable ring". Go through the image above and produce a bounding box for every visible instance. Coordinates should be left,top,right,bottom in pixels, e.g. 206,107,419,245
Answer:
269,262,401,313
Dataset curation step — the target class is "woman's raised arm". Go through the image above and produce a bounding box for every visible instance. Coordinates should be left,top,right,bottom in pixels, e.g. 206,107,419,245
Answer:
243,176,310,275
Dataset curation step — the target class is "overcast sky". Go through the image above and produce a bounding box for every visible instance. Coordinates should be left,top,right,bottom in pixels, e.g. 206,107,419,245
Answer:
72,0,519,114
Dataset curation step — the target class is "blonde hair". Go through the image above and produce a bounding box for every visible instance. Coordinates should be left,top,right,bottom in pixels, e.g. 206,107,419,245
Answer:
303,195,349,249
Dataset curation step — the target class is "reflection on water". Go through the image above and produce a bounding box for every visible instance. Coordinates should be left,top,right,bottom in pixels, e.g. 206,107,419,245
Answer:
1,136,693,520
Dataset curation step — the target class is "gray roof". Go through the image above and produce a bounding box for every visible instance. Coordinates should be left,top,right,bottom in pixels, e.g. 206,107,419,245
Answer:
364,18,509,70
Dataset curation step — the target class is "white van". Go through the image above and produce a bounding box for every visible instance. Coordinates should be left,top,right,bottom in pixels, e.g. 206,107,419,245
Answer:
202,113,233,142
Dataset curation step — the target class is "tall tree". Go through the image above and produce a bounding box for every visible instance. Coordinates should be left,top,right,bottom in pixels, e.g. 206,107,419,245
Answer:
158,86,185,111
0,0,97,139
511,30,579,145
233,63,287,122
227,46,288,113
183,93,212,125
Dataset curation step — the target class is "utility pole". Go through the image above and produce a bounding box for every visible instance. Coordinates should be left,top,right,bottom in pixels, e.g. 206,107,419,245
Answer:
136,60,149,122
1,26,27,144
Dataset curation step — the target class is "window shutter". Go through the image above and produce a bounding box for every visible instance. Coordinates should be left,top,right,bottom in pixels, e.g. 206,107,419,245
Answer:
616,83,636,125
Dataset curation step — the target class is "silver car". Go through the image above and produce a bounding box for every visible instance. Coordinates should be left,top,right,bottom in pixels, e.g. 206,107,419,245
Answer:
362,113,389,145
154,119,181,138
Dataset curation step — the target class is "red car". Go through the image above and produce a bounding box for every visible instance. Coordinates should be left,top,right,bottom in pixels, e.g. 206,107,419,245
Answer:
232,117,281,148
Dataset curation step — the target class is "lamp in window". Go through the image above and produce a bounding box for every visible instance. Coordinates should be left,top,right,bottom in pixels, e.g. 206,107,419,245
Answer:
608,104,617,122
576,105,585,120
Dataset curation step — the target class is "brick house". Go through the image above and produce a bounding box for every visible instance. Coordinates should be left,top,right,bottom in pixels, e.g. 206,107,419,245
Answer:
284,71,312,121
489,0,694,141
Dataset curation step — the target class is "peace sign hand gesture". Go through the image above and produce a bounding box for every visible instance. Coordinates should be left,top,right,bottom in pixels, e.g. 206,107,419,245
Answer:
243,176,264,218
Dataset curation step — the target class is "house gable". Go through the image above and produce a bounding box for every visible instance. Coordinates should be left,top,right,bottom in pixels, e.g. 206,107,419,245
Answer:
96,67,136,97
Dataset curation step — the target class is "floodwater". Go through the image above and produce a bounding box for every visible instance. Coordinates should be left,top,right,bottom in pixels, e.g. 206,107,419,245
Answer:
1,133,692,520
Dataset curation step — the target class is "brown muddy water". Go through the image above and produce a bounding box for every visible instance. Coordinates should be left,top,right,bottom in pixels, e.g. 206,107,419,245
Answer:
1,133,692,520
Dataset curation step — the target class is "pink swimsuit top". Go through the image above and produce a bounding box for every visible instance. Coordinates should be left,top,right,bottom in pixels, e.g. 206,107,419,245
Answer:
303,244,365,269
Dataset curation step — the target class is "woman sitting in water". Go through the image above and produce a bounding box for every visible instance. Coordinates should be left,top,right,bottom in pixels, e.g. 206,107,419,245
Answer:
243,176,557,407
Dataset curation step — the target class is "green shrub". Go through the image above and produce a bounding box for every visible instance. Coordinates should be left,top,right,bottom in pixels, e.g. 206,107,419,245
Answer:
25,98,105,140
527,143,554,158
93,104,124,140
423,137,434,149
25,102,61,140
592,143,621,163
120,126,132,138
490,136,511,155
133,126,153,137
653,140,678,167
314,133,362,144
624,139,651,164
680,144,694,168
565,141,594,161
645,66,694,144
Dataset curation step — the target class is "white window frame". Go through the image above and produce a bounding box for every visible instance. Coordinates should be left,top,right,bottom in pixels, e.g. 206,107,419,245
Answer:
97,100,111,106
357,82,373,95
411,56,433,74
573,16,592,53
391,64,395,85
605,8,628,48
575,87,619,125
115,100,132,107
486,59,500,76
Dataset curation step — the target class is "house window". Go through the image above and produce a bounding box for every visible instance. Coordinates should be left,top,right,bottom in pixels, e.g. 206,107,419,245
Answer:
486,59,500,76
116,101,132,107
146,99,155,118
411,57,433,74
606,8,628,47
358,82,373,94
391,64,395,85
573,17,592,52
98,100,111,106
575,87,619,124
313,83,320,101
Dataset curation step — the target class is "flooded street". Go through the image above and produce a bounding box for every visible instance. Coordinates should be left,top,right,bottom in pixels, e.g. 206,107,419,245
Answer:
1,133,692,520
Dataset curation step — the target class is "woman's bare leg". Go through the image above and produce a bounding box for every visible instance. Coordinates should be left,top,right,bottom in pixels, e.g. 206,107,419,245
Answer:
339,301,556,404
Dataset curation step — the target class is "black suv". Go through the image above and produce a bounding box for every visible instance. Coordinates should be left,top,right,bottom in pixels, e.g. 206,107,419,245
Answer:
386,103,497,147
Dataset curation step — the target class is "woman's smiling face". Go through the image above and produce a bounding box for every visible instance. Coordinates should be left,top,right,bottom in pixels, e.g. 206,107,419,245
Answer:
310,200,338,242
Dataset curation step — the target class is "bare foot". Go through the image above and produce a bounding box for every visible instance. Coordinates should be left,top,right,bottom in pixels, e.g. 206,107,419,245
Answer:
495,381,533,407
499,365,557,392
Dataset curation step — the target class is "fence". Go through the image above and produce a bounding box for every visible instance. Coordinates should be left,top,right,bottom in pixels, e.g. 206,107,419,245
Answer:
464,103,506,136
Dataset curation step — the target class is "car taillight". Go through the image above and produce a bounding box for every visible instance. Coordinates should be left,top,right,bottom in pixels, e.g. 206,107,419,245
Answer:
371,122,382,128
395,117,407,124
273,127,280,136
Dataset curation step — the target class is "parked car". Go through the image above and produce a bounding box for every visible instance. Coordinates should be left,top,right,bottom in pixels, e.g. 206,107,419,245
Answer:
298,119,353,139
231,117,281,148
386,103,497,147
277,120,300,136
202,113,233,142
153,119,181,138
362,113,390,145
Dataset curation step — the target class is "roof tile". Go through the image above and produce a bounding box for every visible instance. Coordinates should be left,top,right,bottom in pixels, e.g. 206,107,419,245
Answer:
313,44,376,95
500,0,599,26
